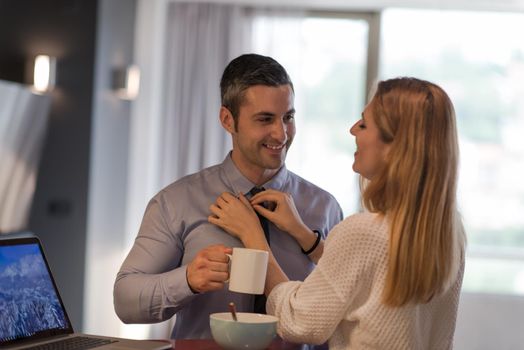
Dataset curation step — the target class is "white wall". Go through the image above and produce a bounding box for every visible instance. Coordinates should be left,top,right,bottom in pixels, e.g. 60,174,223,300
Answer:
83,0,136,336
84,0,173,339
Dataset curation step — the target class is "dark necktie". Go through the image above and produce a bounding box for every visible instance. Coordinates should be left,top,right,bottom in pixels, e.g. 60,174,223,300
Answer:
249,186,269,313
249,186,270,245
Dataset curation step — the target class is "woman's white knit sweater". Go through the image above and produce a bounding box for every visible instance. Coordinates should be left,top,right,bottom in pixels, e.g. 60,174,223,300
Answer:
267,212,464,350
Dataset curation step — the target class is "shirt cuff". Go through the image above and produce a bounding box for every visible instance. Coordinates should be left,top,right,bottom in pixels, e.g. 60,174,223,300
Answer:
165,264,198,304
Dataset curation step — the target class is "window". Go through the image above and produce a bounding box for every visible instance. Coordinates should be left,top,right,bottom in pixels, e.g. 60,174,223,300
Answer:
381,9,524,295
251,12,374,216
251,8,524,296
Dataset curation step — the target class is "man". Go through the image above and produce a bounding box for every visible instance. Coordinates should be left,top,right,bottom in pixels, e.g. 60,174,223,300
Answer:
114,54,343,339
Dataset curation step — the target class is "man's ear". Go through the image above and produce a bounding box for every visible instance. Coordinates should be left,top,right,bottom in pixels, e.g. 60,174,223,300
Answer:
220,106,235,133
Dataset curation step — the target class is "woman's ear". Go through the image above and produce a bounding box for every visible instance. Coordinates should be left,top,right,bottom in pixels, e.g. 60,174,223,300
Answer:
220,106,235,133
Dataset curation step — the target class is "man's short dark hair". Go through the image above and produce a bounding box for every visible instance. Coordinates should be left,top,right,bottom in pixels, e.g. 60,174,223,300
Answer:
220,53,294,123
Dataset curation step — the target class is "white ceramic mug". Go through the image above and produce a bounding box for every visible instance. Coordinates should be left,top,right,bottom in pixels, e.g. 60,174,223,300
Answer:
227,247,268,295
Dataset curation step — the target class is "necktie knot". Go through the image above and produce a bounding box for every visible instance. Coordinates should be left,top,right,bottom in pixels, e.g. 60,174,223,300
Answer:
249,186,265,196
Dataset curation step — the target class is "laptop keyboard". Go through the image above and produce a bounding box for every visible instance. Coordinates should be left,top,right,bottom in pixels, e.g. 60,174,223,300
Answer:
26,336,117,350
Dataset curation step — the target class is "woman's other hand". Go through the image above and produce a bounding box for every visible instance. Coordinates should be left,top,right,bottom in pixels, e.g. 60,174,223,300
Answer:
250,189,308,237
252,189,324,262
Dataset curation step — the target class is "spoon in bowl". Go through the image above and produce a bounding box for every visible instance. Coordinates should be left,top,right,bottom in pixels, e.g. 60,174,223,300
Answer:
228,302,238,321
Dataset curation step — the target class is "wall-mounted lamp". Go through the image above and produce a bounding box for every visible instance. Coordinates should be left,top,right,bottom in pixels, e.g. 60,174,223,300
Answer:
112,64,140,100
32,55,56,93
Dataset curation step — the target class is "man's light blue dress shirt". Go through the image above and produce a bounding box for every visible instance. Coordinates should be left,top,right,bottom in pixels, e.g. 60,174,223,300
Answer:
114,153,343,339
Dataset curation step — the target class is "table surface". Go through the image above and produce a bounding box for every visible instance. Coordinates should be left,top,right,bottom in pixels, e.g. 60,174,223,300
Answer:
167,338,304,349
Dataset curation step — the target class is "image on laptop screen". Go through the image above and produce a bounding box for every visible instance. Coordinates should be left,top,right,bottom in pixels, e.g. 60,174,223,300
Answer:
0,242,69,343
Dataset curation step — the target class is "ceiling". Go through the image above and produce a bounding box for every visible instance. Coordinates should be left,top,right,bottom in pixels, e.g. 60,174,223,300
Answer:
183,0,524,13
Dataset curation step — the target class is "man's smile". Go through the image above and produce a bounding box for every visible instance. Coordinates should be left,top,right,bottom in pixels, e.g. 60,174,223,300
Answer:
263,143,285,150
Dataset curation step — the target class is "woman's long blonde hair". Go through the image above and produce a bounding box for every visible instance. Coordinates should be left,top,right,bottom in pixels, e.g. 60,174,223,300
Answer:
361,77,465,307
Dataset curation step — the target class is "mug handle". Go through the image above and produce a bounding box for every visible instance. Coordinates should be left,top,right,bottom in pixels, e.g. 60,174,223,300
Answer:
225,253,233,282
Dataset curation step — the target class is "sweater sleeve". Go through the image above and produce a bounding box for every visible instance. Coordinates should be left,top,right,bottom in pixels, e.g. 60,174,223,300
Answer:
266,214,386,345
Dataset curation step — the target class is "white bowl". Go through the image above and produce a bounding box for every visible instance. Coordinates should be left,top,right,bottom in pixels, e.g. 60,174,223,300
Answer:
210,312,278,350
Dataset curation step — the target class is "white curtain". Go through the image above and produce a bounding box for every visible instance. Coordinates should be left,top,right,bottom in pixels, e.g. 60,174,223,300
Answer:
0,80,50,234
157,2,254,188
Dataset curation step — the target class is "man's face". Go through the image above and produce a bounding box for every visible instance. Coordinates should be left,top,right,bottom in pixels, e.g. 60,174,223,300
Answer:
224,84,295,183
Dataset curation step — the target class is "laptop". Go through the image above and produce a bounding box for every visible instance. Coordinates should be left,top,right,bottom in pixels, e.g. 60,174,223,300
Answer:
0,234,172,350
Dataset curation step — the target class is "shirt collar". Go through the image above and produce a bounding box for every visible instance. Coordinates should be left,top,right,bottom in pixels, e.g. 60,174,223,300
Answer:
221,151,288,195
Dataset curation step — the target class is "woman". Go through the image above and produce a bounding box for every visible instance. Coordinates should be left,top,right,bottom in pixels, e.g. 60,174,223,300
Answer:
209,77,466,349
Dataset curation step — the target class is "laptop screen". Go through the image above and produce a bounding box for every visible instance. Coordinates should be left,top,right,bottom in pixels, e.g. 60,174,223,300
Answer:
0,236,73,345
